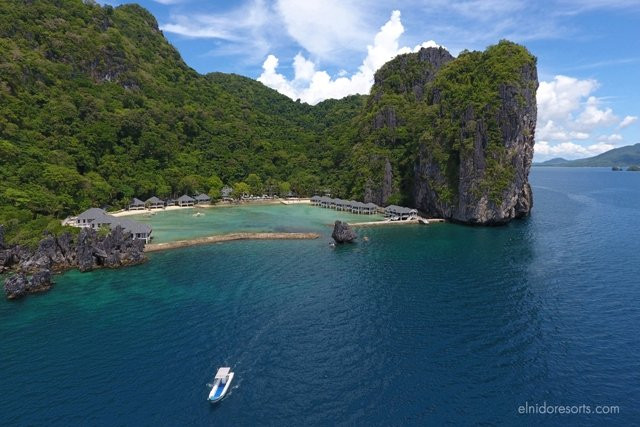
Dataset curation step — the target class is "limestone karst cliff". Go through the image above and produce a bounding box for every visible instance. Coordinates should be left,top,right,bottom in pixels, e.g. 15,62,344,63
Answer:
352,41,537,224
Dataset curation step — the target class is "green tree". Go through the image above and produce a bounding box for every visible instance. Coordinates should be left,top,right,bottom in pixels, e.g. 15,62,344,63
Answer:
245,173,263,195
277,181,291,197
233,182,250,198
207,174,224,199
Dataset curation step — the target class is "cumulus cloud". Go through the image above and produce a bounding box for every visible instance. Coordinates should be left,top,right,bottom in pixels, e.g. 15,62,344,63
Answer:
275,0,374,60
258,10,441,104
618,115,638,129
534,75,631,160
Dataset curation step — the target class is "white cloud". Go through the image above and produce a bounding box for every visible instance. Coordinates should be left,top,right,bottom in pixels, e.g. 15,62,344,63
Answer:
537,75,598,123
618,115,638,129
597,133,623,142
534,75,633,161
576,96,617,129
275,0,374,60
535,141,616,159
258,10,441,104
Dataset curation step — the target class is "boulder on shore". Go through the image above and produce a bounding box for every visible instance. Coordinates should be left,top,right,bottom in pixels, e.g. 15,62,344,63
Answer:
331,221,357,244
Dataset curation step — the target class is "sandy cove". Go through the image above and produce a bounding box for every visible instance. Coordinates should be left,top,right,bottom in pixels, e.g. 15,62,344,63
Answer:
111,199,311,217
145,232,320,252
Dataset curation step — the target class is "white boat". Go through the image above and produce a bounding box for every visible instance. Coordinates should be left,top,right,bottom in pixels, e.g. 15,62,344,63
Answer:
193,212,204,217
208,367,234,402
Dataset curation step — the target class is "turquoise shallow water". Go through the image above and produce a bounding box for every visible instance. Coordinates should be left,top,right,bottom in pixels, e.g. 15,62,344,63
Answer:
1,168,639,425
134,204,383,243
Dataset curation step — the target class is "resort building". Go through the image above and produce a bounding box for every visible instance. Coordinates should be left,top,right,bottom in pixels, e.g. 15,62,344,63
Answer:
177,194,195,207
129,198,145,210
384,205,418,220
145,196,165,209
310,196,380,215
165,198,176,206
221,186,233,201
194,193,211,205
71,208,152,242
74,208,108,228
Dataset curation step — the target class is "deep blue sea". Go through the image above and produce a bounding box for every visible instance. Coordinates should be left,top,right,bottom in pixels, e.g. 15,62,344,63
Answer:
1,167,639,426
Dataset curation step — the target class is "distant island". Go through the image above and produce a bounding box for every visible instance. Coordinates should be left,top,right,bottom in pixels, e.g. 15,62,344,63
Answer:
533,143,640,168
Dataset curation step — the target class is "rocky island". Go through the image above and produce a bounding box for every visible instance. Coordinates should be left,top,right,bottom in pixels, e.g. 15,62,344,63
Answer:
351,43,537,224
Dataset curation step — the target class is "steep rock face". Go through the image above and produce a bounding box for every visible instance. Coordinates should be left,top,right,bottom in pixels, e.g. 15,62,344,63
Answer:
2,226,147,299
356,47,455,206
354,41,537,224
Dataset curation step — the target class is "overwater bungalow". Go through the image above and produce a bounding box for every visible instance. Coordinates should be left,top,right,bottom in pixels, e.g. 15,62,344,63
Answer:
336,199,349,211
194,193,211,205
145,196,165,209
177,194,195,207
364,202,379,214
165,198,176,206
319,196,331,208
384,205,418,220
129,198,145,210
350,201,364,214
311,195,322,206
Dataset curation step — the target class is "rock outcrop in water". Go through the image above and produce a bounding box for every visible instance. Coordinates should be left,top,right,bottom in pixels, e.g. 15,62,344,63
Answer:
1,226,146,299
4,270,54,300
353,41,538,225
331,221,357,244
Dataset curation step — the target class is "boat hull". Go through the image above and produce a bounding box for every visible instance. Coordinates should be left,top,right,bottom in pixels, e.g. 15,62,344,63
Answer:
208,372,234,402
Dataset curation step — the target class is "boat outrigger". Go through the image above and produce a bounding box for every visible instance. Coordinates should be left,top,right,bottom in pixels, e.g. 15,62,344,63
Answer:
208,367,234,403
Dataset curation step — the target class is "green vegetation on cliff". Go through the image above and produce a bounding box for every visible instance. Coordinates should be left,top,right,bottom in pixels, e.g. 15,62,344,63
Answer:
351,41,537,220
0,0,537,244
0,0,362,245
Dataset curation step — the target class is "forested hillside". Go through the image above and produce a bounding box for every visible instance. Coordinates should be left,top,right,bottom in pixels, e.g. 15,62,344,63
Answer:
0,0,538,245
0,0,362,245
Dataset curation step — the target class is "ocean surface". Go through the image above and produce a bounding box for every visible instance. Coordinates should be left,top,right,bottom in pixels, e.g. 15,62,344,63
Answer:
1,167,639,426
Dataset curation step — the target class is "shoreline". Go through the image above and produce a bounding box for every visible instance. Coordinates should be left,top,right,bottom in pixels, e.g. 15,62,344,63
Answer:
110,198,311,217
145,232,320,252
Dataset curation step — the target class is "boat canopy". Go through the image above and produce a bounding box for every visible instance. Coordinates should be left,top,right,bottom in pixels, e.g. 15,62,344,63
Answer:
215,367,231,380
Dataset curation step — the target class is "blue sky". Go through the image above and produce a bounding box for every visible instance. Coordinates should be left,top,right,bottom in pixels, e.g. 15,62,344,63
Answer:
99,0,640,161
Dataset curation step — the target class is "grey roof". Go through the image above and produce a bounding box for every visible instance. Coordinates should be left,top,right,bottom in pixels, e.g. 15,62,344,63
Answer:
87,212,152,235
77,208,107,221
385,205,417,214
110,217,152,234
194,193,211,201
311,195,321,201
146,196,164,204
177,194,195,202
365,202,379,209
130,198,145,206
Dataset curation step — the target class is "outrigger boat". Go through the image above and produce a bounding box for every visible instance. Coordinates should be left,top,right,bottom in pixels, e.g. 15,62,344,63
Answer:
208,367,234,403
